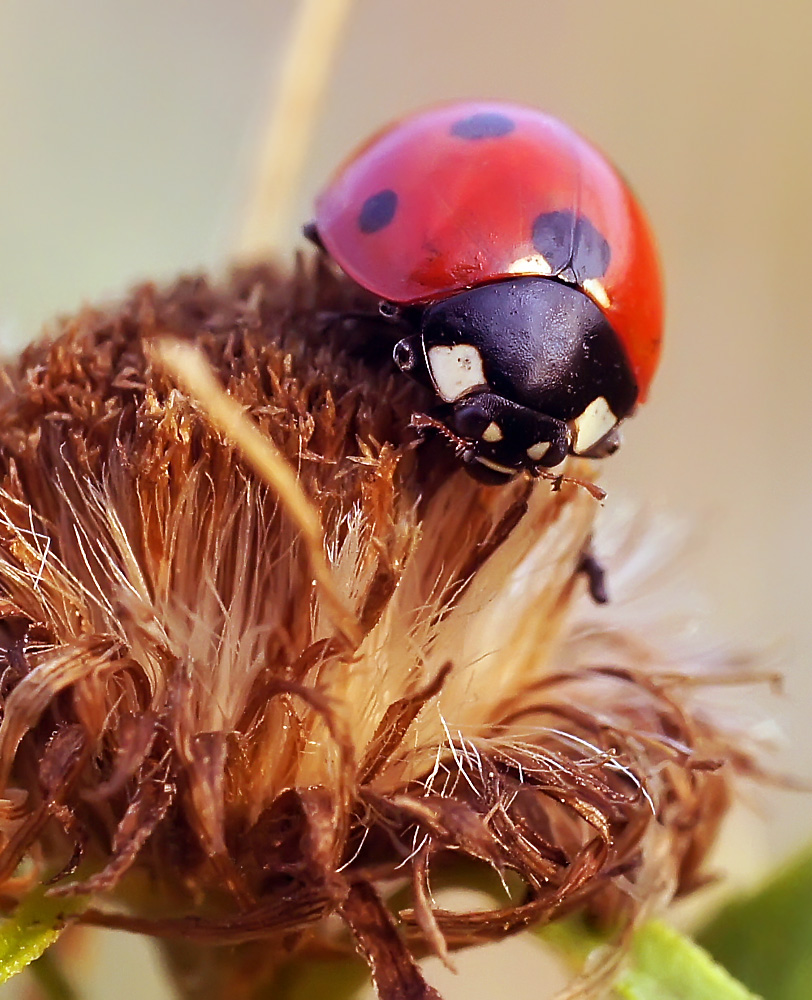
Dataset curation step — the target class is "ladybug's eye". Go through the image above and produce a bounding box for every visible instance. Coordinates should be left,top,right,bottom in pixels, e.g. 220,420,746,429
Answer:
450,403,491,441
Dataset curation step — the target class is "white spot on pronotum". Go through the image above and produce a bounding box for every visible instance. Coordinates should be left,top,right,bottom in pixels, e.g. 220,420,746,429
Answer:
506,253,553,276
427,344,487,402
482,421,503,443
582,277,611,309
525,441,551,462
572,396,617,454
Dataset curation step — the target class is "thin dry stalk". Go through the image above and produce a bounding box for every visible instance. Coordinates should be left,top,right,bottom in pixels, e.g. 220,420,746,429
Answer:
152,336,361,646
237,0,356,258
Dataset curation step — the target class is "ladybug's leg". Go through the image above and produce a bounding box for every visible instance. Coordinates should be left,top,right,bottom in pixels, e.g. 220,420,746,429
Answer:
315,304,419,340
317,309,391,328
576,540,609,604
302,221,325,251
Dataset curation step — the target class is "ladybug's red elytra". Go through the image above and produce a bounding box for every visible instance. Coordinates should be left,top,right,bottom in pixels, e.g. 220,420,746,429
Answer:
308,100,663,483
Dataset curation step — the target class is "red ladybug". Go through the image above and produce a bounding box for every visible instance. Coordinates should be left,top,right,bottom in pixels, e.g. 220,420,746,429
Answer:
308,100,663,482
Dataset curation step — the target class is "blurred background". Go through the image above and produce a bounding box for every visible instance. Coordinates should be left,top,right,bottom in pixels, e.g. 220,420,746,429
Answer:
1,1,810,997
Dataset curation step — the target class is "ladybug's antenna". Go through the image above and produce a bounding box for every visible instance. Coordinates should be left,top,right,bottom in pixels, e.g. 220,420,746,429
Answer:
236,0,355,260
535,467,606,502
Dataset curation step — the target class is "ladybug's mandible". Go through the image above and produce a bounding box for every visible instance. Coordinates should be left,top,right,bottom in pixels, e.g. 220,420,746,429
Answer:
307,100,663,483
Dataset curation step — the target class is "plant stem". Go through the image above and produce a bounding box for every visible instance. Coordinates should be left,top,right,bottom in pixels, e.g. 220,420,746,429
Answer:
28,949,80,1000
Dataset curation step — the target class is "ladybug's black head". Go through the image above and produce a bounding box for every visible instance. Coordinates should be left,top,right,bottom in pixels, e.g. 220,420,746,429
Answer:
393,276,637,481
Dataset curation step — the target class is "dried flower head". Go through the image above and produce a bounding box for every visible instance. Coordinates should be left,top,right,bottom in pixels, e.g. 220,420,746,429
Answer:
0,259,751,998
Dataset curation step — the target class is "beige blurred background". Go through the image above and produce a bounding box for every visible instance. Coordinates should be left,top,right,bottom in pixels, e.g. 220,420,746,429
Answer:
1,1,811,997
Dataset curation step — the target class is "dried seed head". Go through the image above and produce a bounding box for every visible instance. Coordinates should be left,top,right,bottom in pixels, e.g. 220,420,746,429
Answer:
0,260,754,998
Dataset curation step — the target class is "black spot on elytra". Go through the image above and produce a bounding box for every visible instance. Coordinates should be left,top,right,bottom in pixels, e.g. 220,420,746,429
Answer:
450,112,515,140
531,210,611,282
358,189,398,233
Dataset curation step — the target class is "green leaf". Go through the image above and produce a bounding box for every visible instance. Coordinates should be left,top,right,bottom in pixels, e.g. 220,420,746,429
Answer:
614,920,762,1000
537,917,760,999
698,849,812,1000
0,888,88,984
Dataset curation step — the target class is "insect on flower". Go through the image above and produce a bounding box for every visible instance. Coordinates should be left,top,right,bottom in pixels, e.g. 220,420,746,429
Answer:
0,7,768,997
307,100,664,483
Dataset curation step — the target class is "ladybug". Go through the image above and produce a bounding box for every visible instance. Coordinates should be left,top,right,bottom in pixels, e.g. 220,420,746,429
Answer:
307,100,663,483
